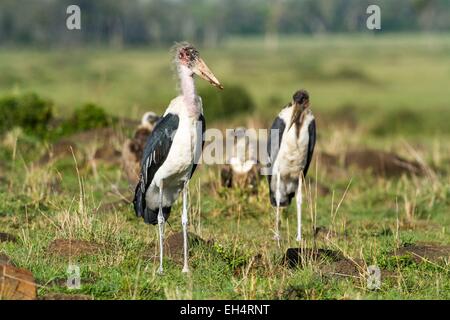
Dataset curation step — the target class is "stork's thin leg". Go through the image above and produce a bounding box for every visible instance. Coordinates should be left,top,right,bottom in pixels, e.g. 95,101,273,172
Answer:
157,181,165,275
274,171,281,247
181,183,189,273
296,175,303,242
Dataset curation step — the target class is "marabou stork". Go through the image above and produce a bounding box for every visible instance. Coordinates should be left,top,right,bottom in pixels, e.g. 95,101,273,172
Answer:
267,90,316,245
133,42,223,274
122,112,160,185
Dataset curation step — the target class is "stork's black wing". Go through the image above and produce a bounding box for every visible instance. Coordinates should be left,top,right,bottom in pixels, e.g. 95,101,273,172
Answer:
133,113,179,219
189,113,206,179
267,116,286,185
302,119,316,177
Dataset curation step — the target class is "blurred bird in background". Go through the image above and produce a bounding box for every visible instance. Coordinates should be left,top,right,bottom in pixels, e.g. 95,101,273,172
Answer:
122,112,160,185
221,127,260,193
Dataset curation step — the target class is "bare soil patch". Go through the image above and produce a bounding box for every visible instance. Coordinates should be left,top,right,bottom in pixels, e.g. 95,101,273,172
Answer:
39,293,93,300
283,248,344,268
0,253,14,266
0,232,17,243
313,227,343,241
38,127,123,165
0,264,36,300
95,199,130,214
47,239,102,258
144,232,205,264
320,258,366,278
391,243,450,264
316,149,424,177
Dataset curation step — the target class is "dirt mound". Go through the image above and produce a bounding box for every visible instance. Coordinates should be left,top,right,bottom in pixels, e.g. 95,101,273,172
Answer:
39,293,93,300
320,258,365,278
283,248,343,268
391,243,450,264
0,264,37,300
0,232,17,243
144,232,205,264
314,227,343,241
95,199,129,214
38,140,78,164
38,127,123,165
47,239,102,258
344,150,423,176
316,149,424,177
0,253,14,266
164,232,205,263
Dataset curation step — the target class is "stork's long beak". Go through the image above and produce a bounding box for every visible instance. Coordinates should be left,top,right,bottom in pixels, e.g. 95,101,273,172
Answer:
289,101,309,130
193,58,223,90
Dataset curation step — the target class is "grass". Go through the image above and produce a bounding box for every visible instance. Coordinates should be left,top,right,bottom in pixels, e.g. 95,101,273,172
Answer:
0,34,449,300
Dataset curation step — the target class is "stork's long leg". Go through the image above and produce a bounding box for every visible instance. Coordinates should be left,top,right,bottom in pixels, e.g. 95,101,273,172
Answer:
274,171,281,247
296,175,303,242
181,182,189,273
157,180,165,275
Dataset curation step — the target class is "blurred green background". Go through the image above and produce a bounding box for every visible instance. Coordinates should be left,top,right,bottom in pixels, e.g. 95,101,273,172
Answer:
0,0,449,133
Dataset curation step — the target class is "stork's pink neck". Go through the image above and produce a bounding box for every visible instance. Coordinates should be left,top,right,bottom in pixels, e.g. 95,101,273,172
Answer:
178,65,199,117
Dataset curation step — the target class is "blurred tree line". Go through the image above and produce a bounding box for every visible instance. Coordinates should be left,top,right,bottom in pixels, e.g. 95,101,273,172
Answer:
0,0,449,47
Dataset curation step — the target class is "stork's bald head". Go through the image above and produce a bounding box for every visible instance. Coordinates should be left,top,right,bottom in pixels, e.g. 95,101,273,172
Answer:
293,90,310,107
172,42,223,90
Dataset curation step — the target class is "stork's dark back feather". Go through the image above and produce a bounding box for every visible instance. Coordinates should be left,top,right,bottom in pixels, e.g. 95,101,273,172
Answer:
189,114,206,179
302,119,316,177
266,116,286,187
133,113,180,219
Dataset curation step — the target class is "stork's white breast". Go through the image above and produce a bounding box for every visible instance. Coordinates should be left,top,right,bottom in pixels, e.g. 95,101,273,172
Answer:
273,107,314,178
153,96,202,188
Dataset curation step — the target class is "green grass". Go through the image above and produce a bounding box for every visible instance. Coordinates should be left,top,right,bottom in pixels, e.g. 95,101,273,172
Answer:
0,35,449,300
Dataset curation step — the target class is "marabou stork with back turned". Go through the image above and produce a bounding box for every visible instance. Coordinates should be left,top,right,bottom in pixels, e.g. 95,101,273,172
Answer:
133,42,223,274
267,90,316,245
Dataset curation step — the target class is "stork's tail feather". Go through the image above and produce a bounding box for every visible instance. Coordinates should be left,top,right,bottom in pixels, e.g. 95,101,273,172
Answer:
269,189,294,207
143,207,171,225
133,181,171,225
133,182,146,218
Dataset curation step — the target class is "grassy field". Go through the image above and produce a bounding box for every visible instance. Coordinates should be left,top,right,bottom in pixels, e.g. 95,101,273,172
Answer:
0,35,449,300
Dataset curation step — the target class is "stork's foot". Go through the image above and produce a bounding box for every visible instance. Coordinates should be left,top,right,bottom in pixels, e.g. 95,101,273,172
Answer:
296,235,302,242
182,266,190,274
157,266,164,275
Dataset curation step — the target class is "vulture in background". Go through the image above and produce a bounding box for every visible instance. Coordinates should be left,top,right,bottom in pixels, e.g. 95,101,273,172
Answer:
122,112,160,185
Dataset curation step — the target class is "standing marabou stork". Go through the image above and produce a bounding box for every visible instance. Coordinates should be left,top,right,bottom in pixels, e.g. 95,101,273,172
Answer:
267,89,316,245
133,42,223,274
122,112,160,185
